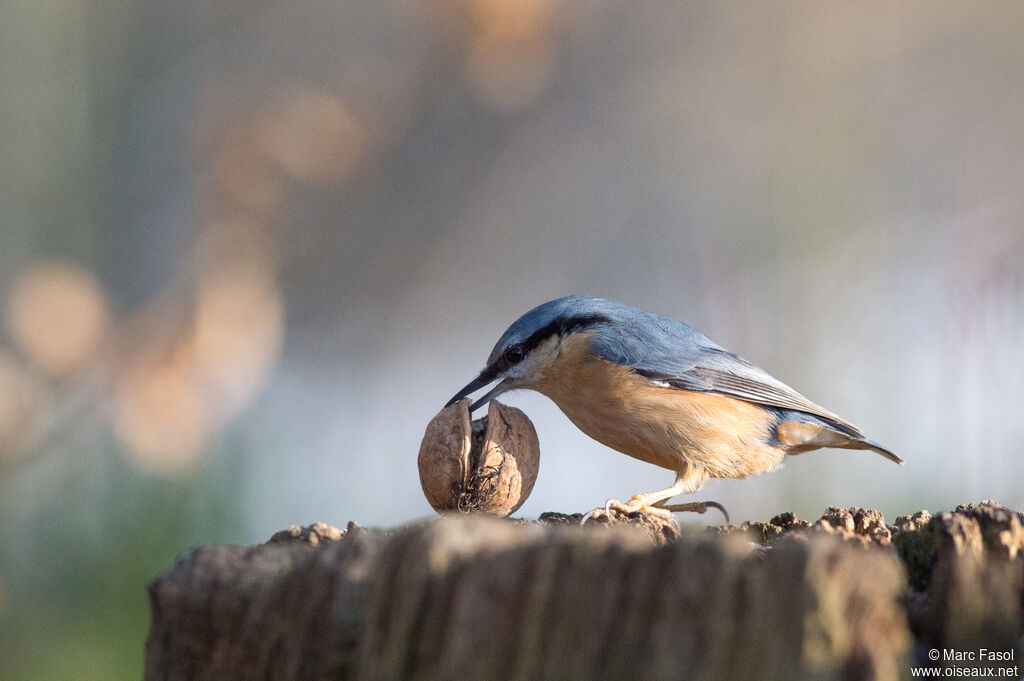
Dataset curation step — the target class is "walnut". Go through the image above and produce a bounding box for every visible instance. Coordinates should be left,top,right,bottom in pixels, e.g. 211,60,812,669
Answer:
418,398,539,516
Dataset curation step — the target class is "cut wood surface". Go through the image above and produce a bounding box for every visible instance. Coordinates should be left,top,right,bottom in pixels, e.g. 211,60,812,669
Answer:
145,502,1024,681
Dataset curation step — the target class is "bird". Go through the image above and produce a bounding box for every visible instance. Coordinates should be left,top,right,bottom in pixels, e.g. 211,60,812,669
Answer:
446,295,902,524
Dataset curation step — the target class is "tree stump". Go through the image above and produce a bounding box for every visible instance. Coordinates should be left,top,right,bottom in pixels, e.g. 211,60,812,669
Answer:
145,502,1024,681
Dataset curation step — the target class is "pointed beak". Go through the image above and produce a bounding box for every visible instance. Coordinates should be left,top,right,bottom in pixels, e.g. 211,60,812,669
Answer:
446,369,511,412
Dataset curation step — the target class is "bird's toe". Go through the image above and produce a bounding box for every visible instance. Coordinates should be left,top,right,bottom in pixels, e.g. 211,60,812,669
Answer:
580,496,679,529
660,500,731,524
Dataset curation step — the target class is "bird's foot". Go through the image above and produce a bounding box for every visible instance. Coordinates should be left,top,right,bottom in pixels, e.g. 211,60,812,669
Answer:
580,496,731,527
580,495,678,529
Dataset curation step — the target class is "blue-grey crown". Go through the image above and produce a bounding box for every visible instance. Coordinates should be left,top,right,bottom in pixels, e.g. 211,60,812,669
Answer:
486,295,722,373
486,296,626,364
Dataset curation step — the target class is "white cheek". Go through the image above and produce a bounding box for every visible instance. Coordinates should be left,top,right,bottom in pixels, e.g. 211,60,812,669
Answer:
504,335,563,386
507,360,530,381
508,347,553,383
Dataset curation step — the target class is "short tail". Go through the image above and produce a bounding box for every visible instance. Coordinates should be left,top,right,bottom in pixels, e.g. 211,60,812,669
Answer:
775,415,904,464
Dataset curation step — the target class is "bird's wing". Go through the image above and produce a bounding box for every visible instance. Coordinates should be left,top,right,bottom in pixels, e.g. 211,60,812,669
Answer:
586,311,862,433
586,315,903,460
634,349,859,434
587,317,862,433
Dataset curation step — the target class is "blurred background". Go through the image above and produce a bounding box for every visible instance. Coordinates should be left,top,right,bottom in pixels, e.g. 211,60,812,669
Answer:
1,1,1023,677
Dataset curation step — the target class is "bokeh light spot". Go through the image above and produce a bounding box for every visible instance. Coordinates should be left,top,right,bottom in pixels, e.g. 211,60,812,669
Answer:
188,265,284,416
462,0,562,110
114,355,213,474
4,261,111,376
262,91,367,184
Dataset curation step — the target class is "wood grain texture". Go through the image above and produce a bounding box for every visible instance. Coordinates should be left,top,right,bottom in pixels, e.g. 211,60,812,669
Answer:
145,502,1024,681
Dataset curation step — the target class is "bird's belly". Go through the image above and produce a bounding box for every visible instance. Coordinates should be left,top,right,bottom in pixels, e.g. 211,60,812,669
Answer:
537,358,785,478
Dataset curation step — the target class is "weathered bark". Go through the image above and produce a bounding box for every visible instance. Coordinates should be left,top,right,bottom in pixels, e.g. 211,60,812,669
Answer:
145,502,1024,681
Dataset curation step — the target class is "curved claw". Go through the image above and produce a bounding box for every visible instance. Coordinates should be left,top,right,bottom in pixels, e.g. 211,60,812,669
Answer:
581,498,626,525
704,501,730,524
665,512,682,531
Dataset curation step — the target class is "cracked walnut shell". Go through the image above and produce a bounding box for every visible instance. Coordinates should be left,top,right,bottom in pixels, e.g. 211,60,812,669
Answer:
418,398,539,516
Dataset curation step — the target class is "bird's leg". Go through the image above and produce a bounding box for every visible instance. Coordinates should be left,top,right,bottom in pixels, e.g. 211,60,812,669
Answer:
648,466,729,521
582,466,712,525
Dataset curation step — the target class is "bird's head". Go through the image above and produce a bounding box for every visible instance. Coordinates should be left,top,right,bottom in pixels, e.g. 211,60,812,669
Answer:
446,296,620,411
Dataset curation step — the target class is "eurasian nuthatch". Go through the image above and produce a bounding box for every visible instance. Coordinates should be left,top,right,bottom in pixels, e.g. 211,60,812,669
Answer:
447,295,902,522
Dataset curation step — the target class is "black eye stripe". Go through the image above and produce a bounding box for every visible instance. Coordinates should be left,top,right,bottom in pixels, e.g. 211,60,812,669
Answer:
515,313,609,359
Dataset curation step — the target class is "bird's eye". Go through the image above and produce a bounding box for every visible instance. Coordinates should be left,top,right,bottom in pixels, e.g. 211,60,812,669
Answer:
504,345,525,365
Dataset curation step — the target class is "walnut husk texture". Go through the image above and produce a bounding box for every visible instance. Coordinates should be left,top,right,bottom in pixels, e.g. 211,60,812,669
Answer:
416,398,472,512
146,501,1023,681
418,399,539,516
